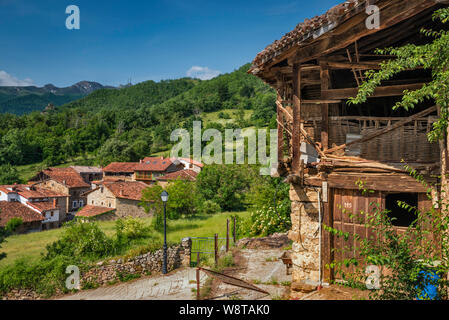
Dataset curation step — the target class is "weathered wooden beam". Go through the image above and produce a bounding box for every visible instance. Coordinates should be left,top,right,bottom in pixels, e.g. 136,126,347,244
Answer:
321,83,426,100
320,60,383,70
276,101,293,119
276,119,292,136
320,65,330,151
324,105,438,155
305,173,435,193
292,64,302,174
276,89,284,163
302,99,342,104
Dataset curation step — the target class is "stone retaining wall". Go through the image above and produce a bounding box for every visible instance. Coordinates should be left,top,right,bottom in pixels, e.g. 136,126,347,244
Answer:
82,238,192,286
2,238,192,300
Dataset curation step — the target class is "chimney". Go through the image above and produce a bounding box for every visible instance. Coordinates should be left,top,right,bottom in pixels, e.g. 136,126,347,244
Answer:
53,198,57,207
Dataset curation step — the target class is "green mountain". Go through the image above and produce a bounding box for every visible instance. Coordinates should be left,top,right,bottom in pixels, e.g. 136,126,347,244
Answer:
0,63,276,170
0,81,112,115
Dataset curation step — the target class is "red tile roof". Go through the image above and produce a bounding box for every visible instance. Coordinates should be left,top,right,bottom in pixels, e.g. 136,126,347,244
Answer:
17,185,66,199
104,181,149,201
42,168,90,188
27,201,58,213
171,157,204,168
0,201,44,226
76,205,115,218
0,184,67,199
251,0,363,69
156,170,198,182
136,157,173,172
103,162,139,173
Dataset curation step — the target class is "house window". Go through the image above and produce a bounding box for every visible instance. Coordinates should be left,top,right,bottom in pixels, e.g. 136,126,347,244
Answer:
385,193,419,227
92,200,94,205
79,200,84,207
73,200,78,208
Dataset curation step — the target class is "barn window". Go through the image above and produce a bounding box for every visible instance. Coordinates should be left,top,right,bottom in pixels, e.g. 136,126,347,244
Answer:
385,193,418,227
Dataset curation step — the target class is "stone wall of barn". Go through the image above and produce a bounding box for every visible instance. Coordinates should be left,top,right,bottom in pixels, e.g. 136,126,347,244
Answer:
287,183,321,289
116,198,150,218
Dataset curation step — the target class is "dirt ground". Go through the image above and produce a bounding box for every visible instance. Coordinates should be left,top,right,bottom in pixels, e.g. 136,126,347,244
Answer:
205,233,370,301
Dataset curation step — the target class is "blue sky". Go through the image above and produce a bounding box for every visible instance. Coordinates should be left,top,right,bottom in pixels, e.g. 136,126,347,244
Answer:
0,0,341,87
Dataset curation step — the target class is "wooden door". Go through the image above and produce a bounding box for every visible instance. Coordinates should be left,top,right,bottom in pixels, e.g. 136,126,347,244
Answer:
330,189,435,280
331,188,382,279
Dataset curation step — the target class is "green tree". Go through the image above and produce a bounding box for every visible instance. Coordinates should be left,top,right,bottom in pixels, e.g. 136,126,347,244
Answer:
165,179,199,218
196,165,257,211
0,164,21,184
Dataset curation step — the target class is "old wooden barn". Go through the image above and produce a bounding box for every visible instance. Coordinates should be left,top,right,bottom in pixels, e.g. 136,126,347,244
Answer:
249,0,449,289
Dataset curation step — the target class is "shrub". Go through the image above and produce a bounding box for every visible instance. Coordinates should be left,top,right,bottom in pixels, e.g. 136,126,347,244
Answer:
218,112,231,119
5,217,23,233
115,217,150,241
44,220,114,260
200,200,221,215
242,176,291,237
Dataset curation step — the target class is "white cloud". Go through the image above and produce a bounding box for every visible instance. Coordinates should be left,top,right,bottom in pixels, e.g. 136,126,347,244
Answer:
0,70,35,86
186,66,220,80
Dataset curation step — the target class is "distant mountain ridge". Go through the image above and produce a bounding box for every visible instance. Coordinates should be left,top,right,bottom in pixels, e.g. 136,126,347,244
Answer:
0,81,115,115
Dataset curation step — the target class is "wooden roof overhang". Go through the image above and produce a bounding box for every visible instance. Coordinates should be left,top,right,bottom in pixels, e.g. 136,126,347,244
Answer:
250,0,449,85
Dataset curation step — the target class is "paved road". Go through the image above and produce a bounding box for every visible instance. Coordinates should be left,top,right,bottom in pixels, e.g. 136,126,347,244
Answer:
59,268,208,300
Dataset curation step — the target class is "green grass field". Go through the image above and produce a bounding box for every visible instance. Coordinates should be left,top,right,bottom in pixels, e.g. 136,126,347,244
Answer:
201,109,253,126
0,211,250,269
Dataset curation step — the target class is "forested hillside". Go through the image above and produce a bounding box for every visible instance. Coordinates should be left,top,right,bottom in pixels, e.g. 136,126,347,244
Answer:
0,64,276,177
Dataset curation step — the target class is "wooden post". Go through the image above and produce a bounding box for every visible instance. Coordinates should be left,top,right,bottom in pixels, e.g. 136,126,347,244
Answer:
196,268,200,300
197,251,200,267
292,64,302,173
226,219,229,252
233,216,237,243
214,233,218,266
277,89,284,166
320,64,330,151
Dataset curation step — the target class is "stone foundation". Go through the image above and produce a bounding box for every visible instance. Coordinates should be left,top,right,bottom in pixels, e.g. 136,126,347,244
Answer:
288,183,321,284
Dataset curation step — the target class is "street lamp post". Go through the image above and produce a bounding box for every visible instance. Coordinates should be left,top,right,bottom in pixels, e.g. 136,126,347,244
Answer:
161,190,169,274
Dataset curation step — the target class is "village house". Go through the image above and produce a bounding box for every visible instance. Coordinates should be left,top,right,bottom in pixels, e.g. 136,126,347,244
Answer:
102,157,190,185
155,169,198,188
171,158,204,173
0,184,68,230
134,157,184,183
29,167,91,218
0,201,44,234
250,0,448,291
70,166,103,184
102,162,139,182
76,180,149,220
